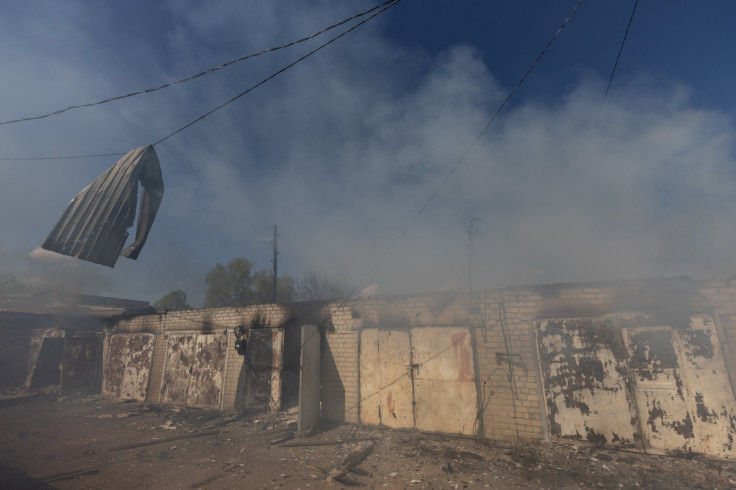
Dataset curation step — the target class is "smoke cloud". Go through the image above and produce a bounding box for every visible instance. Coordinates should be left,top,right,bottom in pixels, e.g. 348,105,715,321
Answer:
0,2,734,306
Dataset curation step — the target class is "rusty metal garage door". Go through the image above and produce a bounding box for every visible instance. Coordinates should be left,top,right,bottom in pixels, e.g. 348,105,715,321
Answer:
359,329,413,430
537,319,640,449
160,333,227,409
412,328,478,435
623,316,736,459
102,334,154,401
359,327,478,436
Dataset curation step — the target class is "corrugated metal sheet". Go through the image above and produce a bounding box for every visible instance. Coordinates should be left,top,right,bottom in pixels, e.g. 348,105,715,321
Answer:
42,145,163,267
537,319,640,448
102,334,154,401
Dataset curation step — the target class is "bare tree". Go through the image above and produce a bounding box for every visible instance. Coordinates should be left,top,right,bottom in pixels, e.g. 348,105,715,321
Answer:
294,269,356,302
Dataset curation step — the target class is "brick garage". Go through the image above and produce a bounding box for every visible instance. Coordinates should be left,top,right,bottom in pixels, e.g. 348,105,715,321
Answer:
319,275,736,458
101,275,736,458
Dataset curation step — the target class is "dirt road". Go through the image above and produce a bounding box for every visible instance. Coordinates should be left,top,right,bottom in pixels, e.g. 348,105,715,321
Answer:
1,394,735,489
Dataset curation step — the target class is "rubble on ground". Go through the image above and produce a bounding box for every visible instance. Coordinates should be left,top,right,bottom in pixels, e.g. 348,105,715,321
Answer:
1,396,735,489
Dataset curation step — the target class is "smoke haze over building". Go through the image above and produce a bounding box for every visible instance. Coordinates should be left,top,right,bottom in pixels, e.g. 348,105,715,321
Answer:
1,1,735,305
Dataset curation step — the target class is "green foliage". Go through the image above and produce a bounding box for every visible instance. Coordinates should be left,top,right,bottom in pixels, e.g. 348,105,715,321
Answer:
204,257,295,307
153,289,191,312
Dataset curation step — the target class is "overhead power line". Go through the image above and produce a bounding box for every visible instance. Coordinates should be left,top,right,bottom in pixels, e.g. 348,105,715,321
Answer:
375,0,584,263
0,0,400,161
153,0,400,146
0,0,397,127
0,152,126,162
601,0,639,111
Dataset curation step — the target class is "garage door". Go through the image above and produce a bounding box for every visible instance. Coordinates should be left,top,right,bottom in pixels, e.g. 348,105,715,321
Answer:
623,316,736,459
359,327,478,436
160,333,227,409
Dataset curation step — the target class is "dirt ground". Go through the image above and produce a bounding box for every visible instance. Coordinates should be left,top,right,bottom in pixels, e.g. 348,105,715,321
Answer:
1,393,736,489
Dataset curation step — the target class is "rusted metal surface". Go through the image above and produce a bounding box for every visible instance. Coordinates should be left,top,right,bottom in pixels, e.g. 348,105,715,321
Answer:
537,315,736,459
61,336,103,395
359,328,477,435
243,328,284,412
160,334,196,405
360,329,414,429
42,145,164,267
678,317,736,459
537,319,640,448
187,334,227,409
623,326,695,454
412,328,477,436
623,317,736,459
102,334,154,400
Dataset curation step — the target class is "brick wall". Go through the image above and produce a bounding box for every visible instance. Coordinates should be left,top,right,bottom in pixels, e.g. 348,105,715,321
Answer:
101,276,736,444
109,303,308,410
320,276,736,442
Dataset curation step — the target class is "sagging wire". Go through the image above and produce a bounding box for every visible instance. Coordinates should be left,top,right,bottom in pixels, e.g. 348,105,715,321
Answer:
153,0,400,146
361,0,584,276
600,0,639,113
0,0,398,127
0,0,401,161
0,152,126,162
473,366,512,438
499,300,520,440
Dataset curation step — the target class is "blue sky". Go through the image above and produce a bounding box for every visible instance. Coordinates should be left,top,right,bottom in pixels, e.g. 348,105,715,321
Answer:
1,1,735,306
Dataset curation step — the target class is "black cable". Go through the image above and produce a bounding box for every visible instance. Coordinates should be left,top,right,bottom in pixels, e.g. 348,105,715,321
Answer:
153,0,400,146
0,152,126,162
367,0,584,274
0,0,400,162
0,0,397,127
600,0,638,112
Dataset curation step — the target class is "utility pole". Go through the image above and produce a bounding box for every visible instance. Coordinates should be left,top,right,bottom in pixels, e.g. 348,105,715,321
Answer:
272,224,278,303
465,218,481,294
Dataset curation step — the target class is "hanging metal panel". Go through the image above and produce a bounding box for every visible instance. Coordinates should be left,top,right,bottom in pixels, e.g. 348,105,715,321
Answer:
538,319,640,448
187,334,227,409
411,327,478,436
160,334,196,405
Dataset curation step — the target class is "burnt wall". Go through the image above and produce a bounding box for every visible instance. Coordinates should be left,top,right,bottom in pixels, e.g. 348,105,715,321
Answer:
321,276,736,444
107,303,323,411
